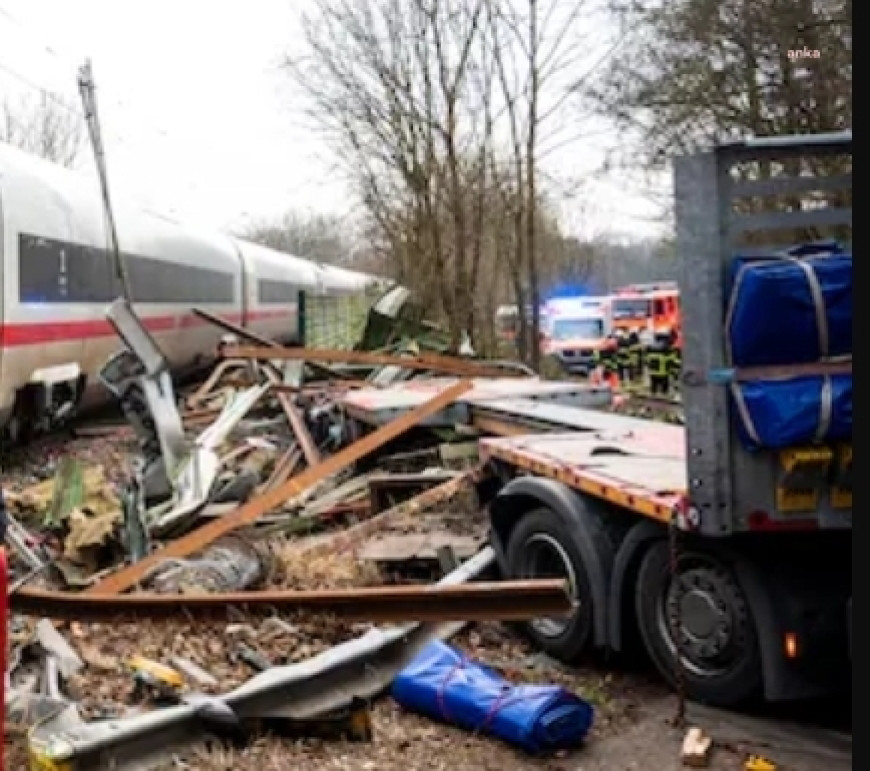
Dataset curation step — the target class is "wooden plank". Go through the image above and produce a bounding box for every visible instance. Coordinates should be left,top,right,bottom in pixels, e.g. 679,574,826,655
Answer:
86,379,474,596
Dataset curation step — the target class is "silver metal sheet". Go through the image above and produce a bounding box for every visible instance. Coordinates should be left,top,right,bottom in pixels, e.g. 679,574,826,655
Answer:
473,398,675,436
342,378,612,426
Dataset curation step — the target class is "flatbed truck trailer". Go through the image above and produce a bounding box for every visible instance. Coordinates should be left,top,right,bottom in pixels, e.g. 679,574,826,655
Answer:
480,132,852,707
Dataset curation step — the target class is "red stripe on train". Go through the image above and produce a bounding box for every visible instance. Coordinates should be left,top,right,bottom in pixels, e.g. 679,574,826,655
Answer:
0,310,295,347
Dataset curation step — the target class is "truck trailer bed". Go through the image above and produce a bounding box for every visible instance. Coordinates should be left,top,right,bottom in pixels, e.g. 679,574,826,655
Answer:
479,409,686,524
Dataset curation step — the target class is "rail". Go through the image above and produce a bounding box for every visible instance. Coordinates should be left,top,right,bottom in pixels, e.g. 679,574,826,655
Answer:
11,579,571,623
27,548,502,770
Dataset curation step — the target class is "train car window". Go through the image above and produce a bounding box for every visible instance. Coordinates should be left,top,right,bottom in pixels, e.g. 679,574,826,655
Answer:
258,279,299,303
18,233,235,304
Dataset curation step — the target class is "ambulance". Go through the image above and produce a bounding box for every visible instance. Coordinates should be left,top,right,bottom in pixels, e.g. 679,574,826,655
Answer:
539,296,612,374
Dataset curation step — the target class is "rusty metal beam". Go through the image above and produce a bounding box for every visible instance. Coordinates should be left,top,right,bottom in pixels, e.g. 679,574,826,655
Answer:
85,379,474,596
264,367,321,467
220,345,515,379
192,307,281,348
261,444,303,492
11,579,571,622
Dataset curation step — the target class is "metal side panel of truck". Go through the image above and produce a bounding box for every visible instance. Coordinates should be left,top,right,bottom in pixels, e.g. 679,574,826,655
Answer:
675,131,852,536
483,132,851,708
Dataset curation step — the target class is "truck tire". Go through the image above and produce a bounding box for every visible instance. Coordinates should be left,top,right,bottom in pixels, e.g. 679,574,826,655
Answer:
635,541,762,706
506,507,595,661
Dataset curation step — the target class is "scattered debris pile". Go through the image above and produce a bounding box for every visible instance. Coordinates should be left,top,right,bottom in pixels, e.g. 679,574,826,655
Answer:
1,296,611,769
2,295,796,771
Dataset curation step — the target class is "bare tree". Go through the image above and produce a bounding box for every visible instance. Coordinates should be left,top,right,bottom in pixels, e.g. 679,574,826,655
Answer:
239,210,355,266
287,0,497,349
1,92,83,168
486,0,591,369
288,0,593,361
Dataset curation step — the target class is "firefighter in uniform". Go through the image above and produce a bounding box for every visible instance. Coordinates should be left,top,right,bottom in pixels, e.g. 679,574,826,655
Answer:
627,330,643,382
594,334,619,385
615,330,633,383
646,332,670,394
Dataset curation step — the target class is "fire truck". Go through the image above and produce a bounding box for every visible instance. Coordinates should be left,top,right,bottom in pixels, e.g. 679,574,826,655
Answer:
611,282,681,345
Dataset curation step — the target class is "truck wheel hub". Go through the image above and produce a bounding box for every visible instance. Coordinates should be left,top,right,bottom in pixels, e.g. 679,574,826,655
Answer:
521,533,579,639
663,565,748,674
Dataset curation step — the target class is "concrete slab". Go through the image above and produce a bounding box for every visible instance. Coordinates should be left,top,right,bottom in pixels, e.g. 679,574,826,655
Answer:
341,378,612,427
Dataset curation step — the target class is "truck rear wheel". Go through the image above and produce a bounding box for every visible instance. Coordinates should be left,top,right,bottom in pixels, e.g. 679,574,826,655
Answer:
506,507,595,661
635,541,762,706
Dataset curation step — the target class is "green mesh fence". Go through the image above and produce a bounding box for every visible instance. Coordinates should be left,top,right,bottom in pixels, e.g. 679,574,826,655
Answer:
301,289,381,350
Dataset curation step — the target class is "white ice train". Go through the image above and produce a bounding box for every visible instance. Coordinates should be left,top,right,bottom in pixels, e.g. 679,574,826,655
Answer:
0,142,384,441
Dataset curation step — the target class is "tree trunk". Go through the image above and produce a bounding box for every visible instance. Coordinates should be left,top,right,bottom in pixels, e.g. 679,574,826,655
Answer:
525,0,541,372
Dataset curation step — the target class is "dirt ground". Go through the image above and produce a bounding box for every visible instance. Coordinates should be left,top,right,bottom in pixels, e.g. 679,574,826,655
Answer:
2,425,852,771
6,688,851,771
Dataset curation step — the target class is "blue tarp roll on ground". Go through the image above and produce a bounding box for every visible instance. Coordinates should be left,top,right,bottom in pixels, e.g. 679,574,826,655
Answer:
391,640,594,754
726,242,852,367
731,374,852,450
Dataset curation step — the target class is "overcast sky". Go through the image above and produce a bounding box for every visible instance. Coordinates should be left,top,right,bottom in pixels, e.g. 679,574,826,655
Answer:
0,0,666,240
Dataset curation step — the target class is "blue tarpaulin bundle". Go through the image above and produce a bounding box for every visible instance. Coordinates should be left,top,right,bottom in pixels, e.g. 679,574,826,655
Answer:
725,242,852,367
730,374,852,450
391,640,594,754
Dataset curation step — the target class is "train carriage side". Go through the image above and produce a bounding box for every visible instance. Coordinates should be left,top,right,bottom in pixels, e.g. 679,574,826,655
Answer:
235,239,386,346
0,143,244,435
0,172,7,423
317,262,383,294
232,238,320,345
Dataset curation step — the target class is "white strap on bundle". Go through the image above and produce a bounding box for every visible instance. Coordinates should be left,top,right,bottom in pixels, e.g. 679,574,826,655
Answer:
724,250,835,366
730,374,834,447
